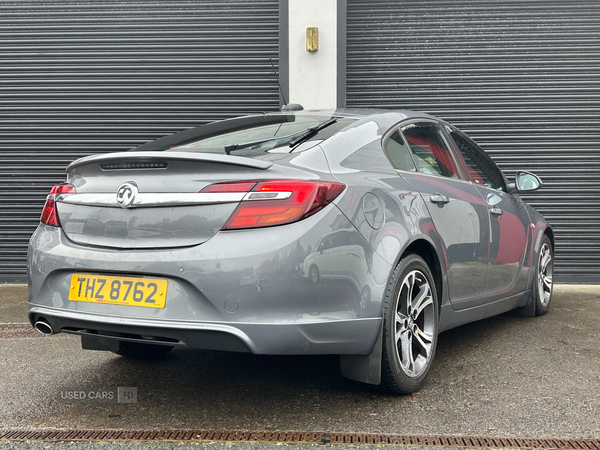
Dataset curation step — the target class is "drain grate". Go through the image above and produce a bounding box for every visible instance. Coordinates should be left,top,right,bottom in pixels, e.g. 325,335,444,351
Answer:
1,429,599,449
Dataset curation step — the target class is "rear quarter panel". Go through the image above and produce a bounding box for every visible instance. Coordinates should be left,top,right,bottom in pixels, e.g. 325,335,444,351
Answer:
319,114,450,309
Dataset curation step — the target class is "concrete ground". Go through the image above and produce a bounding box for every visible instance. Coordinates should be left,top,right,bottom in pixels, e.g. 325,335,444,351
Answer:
0,284,28,324
0,284,599,439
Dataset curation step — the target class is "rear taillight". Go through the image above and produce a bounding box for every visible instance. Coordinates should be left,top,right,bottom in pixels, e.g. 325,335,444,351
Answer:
201,180,345,230
40,183,76,227
200,181,257,193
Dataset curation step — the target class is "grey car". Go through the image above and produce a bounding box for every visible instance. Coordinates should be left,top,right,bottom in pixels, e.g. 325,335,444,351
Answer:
27,109,554,394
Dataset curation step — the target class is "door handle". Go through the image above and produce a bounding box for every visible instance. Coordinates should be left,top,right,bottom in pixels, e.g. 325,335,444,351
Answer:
430,193,450,204
489,206,503,216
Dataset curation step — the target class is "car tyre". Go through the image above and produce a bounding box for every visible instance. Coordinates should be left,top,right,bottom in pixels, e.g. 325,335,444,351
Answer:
381,253,439,394
534,235,554,316
112,341,174,360
309,265,320,284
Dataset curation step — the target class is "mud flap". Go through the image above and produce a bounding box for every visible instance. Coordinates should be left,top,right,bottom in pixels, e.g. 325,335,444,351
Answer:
510,289,536,317
339,322,382,385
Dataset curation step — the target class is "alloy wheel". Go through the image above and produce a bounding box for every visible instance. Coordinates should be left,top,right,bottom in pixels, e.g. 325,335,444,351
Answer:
394,269,435,378
537,242,553,307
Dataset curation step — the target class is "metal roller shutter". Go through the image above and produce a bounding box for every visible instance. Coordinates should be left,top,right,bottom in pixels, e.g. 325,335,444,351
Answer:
347,0,600,283
0,0,279,281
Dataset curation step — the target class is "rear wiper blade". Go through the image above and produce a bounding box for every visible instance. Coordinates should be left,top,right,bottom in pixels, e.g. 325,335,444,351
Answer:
224,132,296,154
288,118,337,150
223,118,338,155
224,126,317,154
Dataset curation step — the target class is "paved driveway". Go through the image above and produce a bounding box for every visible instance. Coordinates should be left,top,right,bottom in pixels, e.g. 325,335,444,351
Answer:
0,284,599,438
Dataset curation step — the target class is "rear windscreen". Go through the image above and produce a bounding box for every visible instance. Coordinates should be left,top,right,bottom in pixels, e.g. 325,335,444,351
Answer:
165,114,356,154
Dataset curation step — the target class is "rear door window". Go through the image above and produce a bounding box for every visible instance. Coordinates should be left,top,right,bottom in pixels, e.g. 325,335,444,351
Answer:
401,122,461,179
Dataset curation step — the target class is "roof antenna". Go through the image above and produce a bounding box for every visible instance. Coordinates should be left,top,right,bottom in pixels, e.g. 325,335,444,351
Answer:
270,57,287,105
270,57,303,112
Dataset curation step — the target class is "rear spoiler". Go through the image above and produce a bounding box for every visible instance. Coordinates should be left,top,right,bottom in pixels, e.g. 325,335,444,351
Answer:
66,151,273,172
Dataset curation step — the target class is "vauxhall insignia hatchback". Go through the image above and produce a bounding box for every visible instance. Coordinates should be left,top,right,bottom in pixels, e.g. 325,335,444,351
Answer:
28,109,554,393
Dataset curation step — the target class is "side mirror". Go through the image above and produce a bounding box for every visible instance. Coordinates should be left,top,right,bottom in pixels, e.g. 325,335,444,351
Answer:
508,171,543,194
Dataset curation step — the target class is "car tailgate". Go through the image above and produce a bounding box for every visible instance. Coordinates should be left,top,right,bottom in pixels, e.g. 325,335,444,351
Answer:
56,152,272,249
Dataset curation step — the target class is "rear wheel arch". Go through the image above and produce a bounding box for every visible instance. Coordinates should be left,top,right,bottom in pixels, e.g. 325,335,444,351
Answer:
339,237,445,388
401,239,444,313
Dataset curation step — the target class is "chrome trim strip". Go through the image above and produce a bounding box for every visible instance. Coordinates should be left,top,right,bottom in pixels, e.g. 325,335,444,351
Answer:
56,192,246,207
56,191,292,207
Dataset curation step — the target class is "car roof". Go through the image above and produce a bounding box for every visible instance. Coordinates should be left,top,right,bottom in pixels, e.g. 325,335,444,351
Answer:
279,107,445,124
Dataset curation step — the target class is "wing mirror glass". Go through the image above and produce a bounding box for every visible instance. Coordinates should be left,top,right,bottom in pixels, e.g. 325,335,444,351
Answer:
509,171,543,193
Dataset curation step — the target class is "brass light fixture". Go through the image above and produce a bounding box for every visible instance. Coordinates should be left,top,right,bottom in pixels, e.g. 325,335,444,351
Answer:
306,27,318,52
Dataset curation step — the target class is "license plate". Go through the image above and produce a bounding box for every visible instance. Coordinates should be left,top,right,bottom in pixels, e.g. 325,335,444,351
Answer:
69,274,167,308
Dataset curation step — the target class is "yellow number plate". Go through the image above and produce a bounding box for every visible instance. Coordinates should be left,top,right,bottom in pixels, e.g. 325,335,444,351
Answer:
69,274,167,308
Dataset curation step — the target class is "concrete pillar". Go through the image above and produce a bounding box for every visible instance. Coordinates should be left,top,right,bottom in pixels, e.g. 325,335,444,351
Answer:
280,0,345,110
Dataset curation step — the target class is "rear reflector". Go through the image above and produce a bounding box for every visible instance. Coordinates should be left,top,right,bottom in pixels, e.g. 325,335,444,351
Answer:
40,183,76,227
202,180,345,230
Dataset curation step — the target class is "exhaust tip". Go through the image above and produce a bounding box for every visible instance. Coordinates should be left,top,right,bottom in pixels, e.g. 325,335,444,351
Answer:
34,320,54,336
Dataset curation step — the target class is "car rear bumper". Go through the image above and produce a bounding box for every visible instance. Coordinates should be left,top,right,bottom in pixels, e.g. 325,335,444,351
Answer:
28,305,381,354
27,205,390,355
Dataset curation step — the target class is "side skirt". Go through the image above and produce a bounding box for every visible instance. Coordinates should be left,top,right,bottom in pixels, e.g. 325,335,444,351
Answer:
340,290,532,385
439,290,531,333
